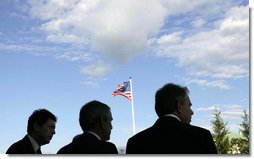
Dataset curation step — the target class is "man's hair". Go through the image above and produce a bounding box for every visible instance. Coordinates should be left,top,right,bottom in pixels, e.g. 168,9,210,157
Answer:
27,109,57,134
155,83,189,117
79,100,111,132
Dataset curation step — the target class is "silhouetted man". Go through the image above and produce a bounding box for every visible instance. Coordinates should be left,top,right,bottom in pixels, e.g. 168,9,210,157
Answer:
126,83,217,154
6,109,57,154
57,100,118,154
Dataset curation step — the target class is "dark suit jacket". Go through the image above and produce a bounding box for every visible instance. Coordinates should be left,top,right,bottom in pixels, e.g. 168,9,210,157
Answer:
57,132,118,154
6,135,37,154
126,116,218,154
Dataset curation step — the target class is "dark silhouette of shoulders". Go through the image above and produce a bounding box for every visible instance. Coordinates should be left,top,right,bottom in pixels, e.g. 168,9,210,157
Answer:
126,116,217,154
6,135,36,154
57,133,118,154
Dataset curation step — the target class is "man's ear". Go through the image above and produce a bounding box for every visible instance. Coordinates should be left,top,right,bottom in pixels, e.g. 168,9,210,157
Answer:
176,101,183,113
98,116,105,128
33,122,40,132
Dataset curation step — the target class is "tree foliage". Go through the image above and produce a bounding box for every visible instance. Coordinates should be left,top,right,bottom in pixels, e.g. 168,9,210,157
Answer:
229,110,249,154
211,108,230,154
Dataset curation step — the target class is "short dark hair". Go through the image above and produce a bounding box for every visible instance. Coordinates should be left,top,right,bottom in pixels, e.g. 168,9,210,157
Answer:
79,100,111,132
27,109,57,134
155,83,189,117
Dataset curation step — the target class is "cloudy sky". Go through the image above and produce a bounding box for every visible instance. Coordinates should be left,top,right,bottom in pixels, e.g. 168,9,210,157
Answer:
0,0,249,154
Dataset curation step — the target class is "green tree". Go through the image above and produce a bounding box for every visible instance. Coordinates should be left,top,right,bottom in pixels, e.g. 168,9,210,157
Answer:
229,138,241,154
211,108,230,154
230,110,249,154
239,109,249,154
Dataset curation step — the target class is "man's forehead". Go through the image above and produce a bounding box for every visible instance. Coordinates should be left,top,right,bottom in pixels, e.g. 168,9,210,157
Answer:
185,95,192,103
45,119,56,125
108,111,113,119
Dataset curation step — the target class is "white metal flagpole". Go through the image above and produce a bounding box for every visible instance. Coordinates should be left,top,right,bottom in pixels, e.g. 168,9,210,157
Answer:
129,77,136,135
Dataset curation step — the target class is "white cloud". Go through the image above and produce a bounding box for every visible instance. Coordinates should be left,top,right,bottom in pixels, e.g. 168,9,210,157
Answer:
27,0,170,63
194,103,247,133
197,104,246,121
191,18,206,28
0,40,95,62
222,104,245,110
81,80,100,89
221,111,244,120
26,0,212,63
157,32,182,45
155,5,249,87
18,1,248,84
81,61,111,78
185,78,231,90
55,51,94,62
27,0,79,20
0,42,55,55
220,104,248,120
196,105,218,112
46,33,86,45
160,0,208,15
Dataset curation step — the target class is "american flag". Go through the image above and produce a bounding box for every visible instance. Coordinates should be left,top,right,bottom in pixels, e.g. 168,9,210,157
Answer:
112,81,132,100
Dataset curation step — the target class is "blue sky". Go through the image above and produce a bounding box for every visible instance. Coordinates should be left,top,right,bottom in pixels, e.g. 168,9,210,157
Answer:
0,0,249,154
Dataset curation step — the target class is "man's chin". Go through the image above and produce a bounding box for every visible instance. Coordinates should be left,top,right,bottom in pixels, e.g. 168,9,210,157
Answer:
43,139,51,145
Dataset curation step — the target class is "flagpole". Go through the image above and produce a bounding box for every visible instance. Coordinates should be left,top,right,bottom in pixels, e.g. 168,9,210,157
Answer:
129,77,136,135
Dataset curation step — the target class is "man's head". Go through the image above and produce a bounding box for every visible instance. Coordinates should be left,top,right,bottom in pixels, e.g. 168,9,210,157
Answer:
27,109,57,146
79,100,113,141
155,83,193,124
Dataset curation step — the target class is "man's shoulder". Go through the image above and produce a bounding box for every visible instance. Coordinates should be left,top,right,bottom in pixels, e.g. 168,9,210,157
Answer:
97,141,118,153
57,138,118,154
130,121,212,140
128,126,154,141
83,133,117,148
57,142,75,154
6,140,23,153
10,137,26,146
6,136,33,154
188,124,210,131
184,124,212,136
101,140,117,147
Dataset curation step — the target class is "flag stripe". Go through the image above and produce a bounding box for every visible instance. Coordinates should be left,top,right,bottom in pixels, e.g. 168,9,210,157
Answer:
112,81,132,100
112,91,132,100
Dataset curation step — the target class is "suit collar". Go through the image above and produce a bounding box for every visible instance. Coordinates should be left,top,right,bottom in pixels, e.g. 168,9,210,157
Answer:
27,134,40,153
157,116,182,123
79,132,101,142
163,114,181,121
20,135,37,154
86,131,101,140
